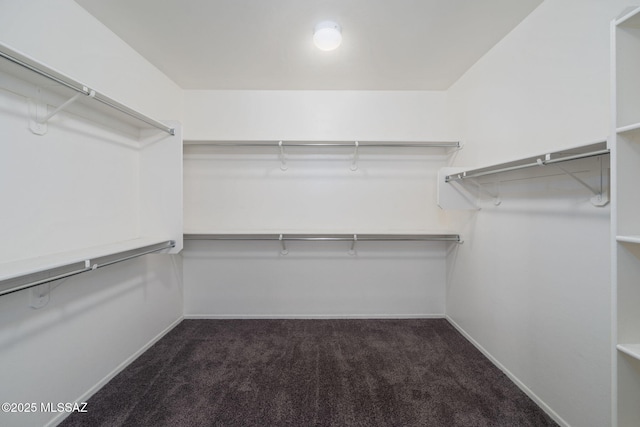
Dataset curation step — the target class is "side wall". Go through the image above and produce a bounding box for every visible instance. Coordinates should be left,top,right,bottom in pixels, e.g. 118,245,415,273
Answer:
0,1,183,426
445,0,624,426
182,90,456,317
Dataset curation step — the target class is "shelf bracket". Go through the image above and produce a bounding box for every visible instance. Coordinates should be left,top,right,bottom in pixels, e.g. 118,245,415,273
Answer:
548,155,609,207
27,259,92,307
29,89,93,135
279,234,288,255
350,141,359,171
40,91,86,123
348,234,357,255
29,283,50,309
279,141,288,171
469,178,501,206
445,179,482,210
28,92,48,135
449,141,464,156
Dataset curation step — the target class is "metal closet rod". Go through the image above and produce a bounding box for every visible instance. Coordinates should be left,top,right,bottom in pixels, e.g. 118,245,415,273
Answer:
0,43,175,136
184,233,461,242
0,240,175,297
186,141,461,148
445,146,609,183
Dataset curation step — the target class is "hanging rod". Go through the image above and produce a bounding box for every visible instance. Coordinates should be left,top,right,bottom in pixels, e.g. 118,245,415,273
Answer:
183,140,461,148
0,42,175,135
0,240,175,297
445,141,609,183
183,233,461,242
184,233,460,255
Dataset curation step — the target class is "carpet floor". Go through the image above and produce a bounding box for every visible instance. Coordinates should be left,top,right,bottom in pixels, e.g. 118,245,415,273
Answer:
60,319,557,427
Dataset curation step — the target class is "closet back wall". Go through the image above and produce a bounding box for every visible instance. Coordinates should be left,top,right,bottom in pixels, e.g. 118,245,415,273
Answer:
182,91,456,317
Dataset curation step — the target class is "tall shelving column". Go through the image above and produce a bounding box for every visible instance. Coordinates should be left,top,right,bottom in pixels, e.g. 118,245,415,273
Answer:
613,6,640,427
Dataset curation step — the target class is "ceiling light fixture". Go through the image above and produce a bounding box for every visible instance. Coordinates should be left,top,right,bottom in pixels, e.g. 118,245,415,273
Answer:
313,21,342,51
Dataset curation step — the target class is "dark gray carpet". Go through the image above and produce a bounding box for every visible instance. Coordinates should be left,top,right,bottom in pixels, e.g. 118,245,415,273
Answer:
60,319,557,426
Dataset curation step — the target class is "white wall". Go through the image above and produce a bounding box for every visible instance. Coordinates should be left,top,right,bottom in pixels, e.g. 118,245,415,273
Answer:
0,255,182,427
445,0,625,426
183,90,456,317
184,240,447,318
183,90,452,141
0,2,183,426
183,145,452,234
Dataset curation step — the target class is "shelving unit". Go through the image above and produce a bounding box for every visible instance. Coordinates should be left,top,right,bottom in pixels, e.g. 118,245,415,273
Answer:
183,140,460,147
184,233,461,255
0,238,175,297
443,141,608,183
184,233,461,241
612,6,640,427
438,141,610,210
0,43,183,297
0,42,174,136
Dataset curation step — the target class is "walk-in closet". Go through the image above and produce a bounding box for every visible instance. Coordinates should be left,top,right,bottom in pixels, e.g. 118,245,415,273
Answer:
0,0,636,426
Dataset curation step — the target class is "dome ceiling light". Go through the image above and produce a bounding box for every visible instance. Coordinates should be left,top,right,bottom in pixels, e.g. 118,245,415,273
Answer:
313,21,342,51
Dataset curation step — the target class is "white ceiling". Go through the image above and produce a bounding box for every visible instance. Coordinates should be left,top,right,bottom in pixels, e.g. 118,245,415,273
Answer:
74,0,542,91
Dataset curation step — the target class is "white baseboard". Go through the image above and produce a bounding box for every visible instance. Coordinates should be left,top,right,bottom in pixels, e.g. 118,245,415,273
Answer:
445,315,569,427
47,316,184,427
184,313,445,320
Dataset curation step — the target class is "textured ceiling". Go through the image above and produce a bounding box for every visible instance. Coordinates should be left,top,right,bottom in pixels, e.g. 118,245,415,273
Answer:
75,0,542,90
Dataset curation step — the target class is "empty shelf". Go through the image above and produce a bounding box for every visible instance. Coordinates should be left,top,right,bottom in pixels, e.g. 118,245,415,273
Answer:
617,235,640,244
618,344,640,361
617,122,640,135
0,238,175,296
445,141,608,182
0,42,174,135
183,140,460,148
184,233,461,242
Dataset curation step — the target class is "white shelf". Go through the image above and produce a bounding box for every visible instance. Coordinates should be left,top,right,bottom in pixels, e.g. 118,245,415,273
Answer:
617,235,640,244
0,41,174,136
616,7,640,27
618,344,640,361
183,140,460,148
444,141,608,183
438,141,610,210
0,237,175,295
183,232,461,242
617,122,640,135
184,228,459,235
